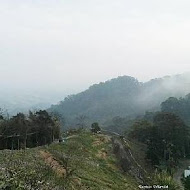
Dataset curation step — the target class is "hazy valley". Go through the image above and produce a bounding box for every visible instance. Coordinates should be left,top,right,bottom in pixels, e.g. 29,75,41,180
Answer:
1,73,190,189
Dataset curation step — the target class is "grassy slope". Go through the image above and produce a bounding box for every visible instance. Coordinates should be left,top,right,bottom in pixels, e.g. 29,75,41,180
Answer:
0,132,138,190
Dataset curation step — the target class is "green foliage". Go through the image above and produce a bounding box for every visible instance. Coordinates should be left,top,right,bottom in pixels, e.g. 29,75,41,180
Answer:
161,94,190,125
44,132,138,189
0,130,143,190
0,110,61,150
128,120,153,143
91,122,101,133
129,112,190,167
106,116,135,134
49,76,142,126
49,74,190,128
0,149,59,190
154,171,180,190
184,176,190,190
76,115,88,129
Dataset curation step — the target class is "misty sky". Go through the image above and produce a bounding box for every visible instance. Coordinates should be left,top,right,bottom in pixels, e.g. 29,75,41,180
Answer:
1,0,190,97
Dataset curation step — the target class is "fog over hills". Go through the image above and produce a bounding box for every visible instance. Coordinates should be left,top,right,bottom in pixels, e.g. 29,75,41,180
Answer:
1,1,190,118
1,72,190,117
0,89,66,115
49,72,190,125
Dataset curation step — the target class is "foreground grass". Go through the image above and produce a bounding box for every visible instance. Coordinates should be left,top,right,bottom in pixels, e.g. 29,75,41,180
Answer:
0,148,63,189
46,132,138,190
0,132,138,190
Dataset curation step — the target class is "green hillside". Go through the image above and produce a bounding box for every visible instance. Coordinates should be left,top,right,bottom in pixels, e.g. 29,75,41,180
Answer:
0,131,140,190
49,73,190,127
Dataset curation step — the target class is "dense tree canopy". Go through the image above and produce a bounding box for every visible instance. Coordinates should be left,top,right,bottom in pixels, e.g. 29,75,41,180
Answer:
49,76,142,126
129,112,190,167
161,94,190,125
0,110,61,150
49,74,190,128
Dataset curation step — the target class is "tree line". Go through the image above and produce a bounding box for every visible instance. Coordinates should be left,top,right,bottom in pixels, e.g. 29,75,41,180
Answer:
128,112,190,171
0,110,60,150
161,93,190,125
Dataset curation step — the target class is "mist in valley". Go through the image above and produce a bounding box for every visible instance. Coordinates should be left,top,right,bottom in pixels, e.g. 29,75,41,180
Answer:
1,1,190,189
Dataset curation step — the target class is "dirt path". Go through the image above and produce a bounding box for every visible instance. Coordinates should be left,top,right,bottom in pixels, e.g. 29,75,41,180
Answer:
39,135,78,176
63,135,78,140
39,150,66,177
173,159,190,190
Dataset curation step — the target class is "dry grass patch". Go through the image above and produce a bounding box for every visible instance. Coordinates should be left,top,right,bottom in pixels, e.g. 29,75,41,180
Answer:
39,150,67,177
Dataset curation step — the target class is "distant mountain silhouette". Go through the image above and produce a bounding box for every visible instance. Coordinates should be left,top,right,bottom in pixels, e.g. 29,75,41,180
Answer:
49,73,190,126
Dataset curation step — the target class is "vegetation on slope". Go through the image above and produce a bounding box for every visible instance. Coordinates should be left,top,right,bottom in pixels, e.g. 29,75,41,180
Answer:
0,148,59,189
0,131,138,190
161,94,190,125
49,76,141,127
49,74,190,127
0,110,60,150
128,112,190,168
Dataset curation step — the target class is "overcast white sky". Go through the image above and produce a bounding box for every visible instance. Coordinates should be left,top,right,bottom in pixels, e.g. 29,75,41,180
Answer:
1,0,190,97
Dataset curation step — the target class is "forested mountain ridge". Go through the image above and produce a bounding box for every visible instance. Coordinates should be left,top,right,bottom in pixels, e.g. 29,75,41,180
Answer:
49,73,190,126
161,93,190,125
